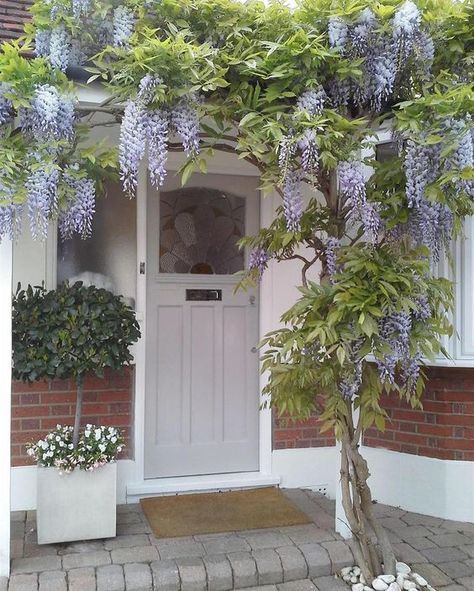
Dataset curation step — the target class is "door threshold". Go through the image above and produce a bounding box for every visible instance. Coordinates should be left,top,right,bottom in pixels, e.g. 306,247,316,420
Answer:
126,471,280,502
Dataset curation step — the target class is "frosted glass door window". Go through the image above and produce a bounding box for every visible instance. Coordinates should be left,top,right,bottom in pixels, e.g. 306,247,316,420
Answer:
159,187,245,275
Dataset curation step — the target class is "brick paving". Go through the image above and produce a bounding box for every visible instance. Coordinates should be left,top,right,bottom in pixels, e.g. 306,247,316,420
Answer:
2,489,474,590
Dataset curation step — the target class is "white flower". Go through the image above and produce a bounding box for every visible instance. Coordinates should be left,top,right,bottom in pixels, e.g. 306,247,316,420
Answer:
84,430,91,437
59,441,65,447
111,436,117,444
94,428,102,441
68,444,74,450
99,444,106,452
27,448,35,456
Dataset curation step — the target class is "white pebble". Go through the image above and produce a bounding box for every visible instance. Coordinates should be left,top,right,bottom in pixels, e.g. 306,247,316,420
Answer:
412,575,428,587
352,584,364,591
373,580,389,591
364,587,372,591
396,563,411,575
403,582,416,591
351,577,359,584
360,574,367,585
380,576,396,584
397,575,407,588
343,575,352,583
342,567,353,576
387,584,402,591
353,567,361,576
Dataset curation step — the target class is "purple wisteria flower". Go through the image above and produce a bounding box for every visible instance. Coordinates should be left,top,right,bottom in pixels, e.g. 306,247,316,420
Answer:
249,247,269,278
34,29,51,58
296,89,326,117
414,295,431,321
0,181,22,240
282,170,303,232
444,119,474,197
147,109,169,188
350,8,377,55
392,1,421,46
278,132,296,172
113,6,135,48
0,84,14,126
22,85,75,141
171,100,200,157
72,0,92,21
328,16,348,50
338,160,366,209
404,138,441,207
298,130,319,173
324,237,339,279
26,166,59,240
119,99,146,194
59,173,96,239
49,26,71,71
137,74,162,105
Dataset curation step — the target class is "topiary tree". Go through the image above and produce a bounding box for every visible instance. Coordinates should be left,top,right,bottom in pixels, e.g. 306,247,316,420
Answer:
1,0,473,581
12,283,141,447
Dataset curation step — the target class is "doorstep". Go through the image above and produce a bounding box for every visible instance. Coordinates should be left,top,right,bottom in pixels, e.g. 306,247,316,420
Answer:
126,471,281,502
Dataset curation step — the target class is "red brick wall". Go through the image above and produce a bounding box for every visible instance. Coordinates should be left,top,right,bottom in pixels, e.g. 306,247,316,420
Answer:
11,367,134,467
273,412,336,449
363,367,474,461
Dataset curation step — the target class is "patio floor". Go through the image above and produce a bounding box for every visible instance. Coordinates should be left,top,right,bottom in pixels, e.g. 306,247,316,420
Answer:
4,489,474,591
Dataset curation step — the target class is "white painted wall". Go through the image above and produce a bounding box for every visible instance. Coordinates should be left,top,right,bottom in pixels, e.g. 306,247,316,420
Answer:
0,238,12,577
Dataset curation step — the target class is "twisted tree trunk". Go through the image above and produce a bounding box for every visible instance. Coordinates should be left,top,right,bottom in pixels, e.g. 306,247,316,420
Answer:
72,375,84,449
339,406,396,581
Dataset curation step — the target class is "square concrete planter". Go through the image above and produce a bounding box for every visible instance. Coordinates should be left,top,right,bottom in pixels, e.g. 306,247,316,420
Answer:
37,463,117,544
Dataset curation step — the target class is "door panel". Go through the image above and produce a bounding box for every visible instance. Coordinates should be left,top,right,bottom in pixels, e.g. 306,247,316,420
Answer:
145,173,260,479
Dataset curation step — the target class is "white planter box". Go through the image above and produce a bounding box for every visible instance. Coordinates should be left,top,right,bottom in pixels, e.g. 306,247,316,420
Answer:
37,463,117,544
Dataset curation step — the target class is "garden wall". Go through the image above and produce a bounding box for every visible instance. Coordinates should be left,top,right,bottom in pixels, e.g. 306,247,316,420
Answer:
363,366,474,461
11,367,134,466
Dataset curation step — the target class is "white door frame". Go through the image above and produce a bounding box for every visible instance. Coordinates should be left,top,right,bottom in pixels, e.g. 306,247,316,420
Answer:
0,237,12,576
128,155,279,499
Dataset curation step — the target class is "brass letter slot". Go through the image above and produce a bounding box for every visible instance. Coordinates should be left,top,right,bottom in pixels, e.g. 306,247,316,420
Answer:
186,289,222,301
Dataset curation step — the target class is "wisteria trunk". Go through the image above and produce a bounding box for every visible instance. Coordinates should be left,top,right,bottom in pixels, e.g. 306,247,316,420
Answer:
72,375,84,449
339,406,396,581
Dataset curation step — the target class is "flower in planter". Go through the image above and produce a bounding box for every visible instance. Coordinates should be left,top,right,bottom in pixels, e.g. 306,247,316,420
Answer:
27,424,124,474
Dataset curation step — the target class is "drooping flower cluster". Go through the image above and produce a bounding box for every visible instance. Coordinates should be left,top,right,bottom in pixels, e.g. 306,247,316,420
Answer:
444,119,474,197
21,85,75,141
282,170,303,232
0,180,23,240
72,0,92,21
0,84,14,126
339,338,364,400
249,247,269,278
26,424,124,473
113,6,135,48
171,100,201,157
119,78,200,195
59,171,96,239
26,165,59,240
296,89,326,117
49,25,71,72
324,237,339,279
298,130,319,173
326,2,433,112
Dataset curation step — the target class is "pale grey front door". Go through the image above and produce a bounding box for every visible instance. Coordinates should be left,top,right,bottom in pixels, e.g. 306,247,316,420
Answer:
144,173,260,479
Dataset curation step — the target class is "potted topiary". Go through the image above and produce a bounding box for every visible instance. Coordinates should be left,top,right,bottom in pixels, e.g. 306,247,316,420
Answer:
12,282,140,544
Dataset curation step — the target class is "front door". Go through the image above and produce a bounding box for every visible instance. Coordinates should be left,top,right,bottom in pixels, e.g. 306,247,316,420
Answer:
144,173,260,479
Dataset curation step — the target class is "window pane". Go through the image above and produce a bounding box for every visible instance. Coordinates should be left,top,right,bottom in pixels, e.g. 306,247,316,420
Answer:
57,182,137,306
159,187,245,275
376,141,398,163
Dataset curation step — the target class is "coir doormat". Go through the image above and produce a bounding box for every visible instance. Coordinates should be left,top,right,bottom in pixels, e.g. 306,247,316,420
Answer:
140,487,311,538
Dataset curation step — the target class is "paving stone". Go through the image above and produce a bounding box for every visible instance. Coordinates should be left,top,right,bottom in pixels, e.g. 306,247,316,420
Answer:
67,567,97,591
429,533,472,547
437,585,470,591
242,586,277,591
379,517,408,531
116,523,152,536
117,512,144,525
202,555,233,591
96,564,125,591
400,513,444,528
202,535,251,555
457,577,474,588
8,574,38,591
277,580,318,591
59,541,105,555
421,546,469,563
283,525,335,545
411,562,453,587
405,537,437,550
11,522,26,540
111,545,159,564
312,575,349,591
298,544,331,578
23,543,59,558
392,543,428,564
438,560,473,579
397,526,433,539
320,542,352,573
117,503,142,514
227,551,258,588
123,563,153,591
240,531,293,550
275,546,308,582
104,534,150,551
156,539,206,560
11,511,27,522
460,544,474,558
176,556,207,591
62,550,111,570
11,555,62,574
38,571,66,591
252,548,283,585
151,560,180,591
11,539,25,560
